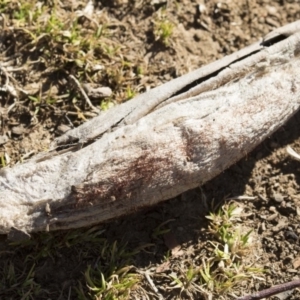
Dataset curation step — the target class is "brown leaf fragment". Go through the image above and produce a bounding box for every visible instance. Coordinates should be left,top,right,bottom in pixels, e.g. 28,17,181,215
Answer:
156,261,171,273
163,232,184,257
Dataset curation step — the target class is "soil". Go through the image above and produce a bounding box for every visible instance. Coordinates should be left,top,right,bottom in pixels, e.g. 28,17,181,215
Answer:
1,0,300,299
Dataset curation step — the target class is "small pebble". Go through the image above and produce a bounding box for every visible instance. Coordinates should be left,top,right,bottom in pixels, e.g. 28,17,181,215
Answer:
11,125,25,136
272,193,284,203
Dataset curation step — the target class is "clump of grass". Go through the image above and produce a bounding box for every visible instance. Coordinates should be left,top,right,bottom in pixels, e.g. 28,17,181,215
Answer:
168,262,204,298
2,226,144,299
153,8,175,46
79,240,141,299
200,203,264,295
0,0,144,121
9,226,106,261
0,262,42,299
154,19,174,45
153,203,263,299
100,99,114,111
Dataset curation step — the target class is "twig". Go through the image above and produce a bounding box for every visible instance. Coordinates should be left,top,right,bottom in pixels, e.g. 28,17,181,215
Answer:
0,65,18,100
136,270,164,300
69,74,100,114
237,279,300,300
226,195,257,201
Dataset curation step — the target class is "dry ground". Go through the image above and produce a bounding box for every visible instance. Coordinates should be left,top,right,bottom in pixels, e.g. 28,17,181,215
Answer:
1,0,300,299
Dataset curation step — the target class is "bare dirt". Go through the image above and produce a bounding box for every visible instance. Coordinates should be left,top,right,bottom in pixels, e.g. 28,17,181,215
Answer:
1,0,300,299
